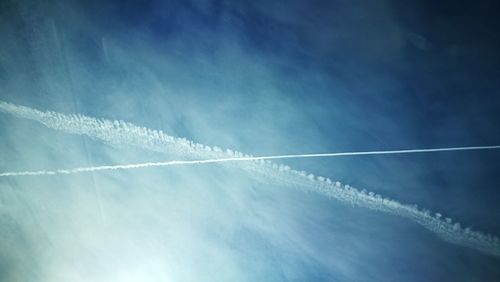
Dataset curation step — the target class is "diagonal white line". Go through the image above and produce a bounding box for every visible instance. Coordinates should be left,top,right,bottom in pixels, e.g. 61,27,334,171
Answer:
2,145,500,177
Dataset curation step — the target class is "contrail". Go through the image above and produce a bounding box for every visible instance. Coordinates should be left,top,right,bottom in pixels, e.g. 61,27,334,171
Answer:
260,145,500,158
0,158,245,177
2,145,500,177
1,100,499,257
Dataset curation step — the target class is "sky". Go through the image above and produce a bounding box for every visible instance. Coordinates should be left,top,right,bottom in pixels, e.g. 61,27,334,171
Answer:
1,0,500,281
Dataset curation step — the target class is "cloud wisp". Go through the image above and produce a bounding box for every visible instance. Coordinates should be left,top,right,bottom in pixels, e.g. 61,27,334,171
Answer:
1,99,499,257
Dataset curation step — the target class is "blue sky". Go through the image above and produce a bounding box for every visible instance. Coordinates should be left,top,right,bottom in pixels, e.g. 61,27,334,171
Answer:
1,0,500,281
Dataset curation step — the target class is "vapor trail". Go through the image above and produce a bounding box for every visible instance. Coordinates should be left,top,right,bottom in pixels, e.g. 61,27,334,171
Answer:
2,145,500,177
0,158,245,177
261,145,500,158
1,100,499,256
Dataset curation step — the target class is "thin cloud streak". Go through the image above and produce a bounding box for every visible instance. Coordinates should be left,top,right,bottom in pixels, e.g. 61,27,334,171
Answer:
2,145,500,177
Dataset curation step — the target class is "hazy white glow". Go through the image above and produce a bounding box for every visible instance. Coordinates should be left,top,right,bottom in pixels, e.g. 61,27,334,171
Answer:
1,100,500,256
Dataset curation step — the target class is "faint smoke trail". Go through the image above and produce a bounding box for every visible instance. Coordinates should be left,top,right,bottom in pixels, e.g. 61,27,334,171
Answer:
1,100,499,256
2,145,500,177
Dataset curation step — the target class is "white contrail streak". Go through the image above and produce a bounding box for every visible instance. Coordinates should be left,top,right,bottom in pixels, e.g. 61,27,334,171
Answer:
0,158,244,177
259,145,500,158
1,100,499,257
2,145,500,177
